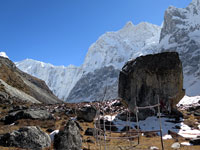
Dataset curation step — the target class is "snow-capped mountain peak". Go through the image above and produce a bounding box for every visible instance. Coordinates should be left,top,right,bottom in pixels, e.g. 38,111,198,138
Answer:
159,0,200,96
0,52,9,58
82,21,161,73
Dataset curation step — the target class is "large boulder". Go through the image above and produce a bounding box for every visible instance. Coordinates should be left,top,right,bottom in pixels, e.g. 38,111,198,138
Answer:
118,52,185,118
0,126,51,149
54,119,82,150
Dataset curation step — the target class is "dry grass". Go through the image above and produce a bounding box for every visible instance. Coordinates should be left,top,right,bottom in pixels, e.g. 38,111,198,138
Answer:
0,102,200,150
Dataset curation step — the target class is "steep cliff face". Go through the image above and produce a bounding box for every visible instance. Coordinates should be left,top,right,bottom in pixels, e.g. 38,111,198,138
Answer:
119,52,185,118
159,0,200,96
0,56,61,104
67,66,119,102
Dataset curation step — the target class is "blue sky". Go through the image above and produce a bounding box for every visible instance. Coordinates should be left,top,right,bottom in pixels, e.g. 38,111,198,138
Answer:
0,0,191,66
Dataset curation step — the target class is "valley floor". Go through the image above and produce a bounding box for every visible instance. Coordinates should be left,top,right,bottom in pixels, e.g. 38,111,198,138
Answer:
0,95,200,150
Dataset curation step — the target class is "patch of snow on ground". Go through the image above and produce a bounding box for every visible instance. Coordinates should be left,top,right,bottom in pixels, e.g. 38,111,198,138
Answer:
162,134,172,140
178,122,200,138
181,142,193,146
103,115,117,122
177,95,200,109
102,115,200,139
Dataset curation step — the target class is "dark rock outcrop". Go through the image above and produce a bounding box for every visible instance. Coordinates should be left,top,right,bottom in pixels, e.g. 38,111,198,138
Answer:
77,105,97,122
119,52,185,119
54,119,82,150
2,109,54,124
0,126,51,149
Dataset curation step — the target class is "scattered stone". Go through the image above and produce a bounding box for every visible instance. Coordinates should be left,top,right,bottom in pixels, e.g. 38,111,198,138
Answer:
46,128,55,133
8,105,28,113
189,138,200,145
85,128,96,136
168,130,182,139
85,139,95,143
174,125,181,129
149,146,159,150
77,105,97,122
144,132,158,138
0,126,51,149
171,142,180,149
54,119,82,150
2,109,54,124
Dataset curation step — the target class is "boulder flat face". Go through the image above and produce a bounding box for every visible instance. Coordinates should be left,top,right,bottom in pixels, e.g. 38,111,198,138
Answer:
118,52,185,116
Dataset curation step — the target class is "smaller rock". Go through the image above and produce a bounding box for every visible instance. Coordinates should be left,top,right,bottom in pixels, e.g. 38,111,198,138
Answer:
168,130,181,139
85,139,95,144
149,146,159,150
171,142,180,149
54,119,82,150
85,128,96,136
144,132,158,138
189,138,200,145
2,109,54,124
77,106,96,122
46,128,55,133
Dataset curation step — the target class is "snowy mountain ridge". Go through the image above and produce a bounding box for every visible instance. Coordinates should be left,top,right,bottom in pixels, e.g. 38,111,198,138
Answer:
16,0,200,102
16,22,161,102
16,59,82,100
82,21,160,73
159,0,200,96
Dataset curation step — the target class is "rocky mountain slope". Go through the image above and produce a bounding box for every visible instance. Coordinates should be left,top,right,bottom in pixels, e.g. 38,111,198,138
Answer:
159,0,200,96
0,56,61,104
16,0,200,102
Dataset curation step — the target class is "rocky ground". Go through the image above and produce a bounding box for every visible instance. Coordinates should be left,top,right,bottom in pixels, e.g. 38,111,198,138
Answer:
0,96,200,150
